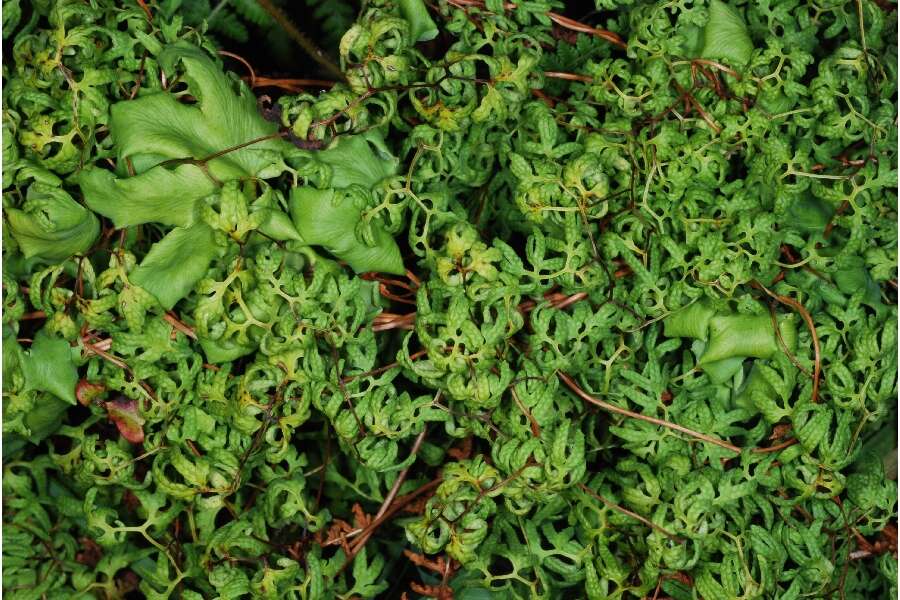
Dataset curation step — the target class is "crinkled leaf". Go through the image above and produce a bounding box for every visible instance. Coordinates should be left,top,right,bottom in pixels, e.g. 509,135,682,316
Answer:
6,183,99,261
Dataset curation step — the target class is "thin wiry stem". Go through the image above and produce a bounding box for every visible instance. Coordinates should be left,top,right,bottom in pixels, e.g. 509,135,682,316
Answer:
558,372,741,453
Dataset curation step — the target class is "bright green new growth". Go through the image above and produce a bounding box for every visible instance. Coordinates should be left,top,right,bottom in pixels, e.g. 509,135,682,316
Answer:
2,0,897,599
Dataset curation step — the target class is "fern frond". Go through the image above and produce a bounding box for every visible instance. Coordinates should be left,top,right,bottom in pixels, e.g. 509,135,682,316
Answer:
233,0,275,27
306,0,356,49
211,9,249,43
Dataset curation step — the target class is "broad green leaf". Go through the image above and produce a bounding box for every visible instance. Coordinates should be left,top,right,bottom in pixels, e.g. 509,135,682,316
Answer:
130,222,219,309
256,207,304,242
702,356,744,384
701,0,753,66
786,196,833,234
6,183,99,261
18,396,69,445
78,41,290,227
663,301,717,340
290,186,404,275
79,163,214,228
313,130,399,189
20,329,78,405
126,42,288,180
700,313,796,364
199,337,256,364
400,0,438,43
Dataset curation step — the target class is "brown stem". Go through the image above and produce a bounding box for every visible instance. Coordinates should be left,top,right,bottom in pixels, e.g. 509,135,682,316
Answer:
248,76,336,91
218,50,256,87
558,372,741,453
444,0,627,48
336,477,443,574
19,311,47,320
163,312,197,340
255,0,345,81
544,71,594,83
510,387,541,437
751,281,821,403
135,0,152,21
752,437,799,454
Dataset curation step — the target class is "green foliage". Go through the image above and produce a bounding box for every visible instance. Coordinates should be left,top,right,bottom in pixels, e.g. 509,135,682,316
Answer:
2,0,896,598
160,0,357,51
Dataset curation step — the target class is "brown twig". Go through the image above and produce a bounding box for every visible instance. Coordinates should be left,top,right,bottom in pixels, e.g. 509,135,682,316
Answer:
163,312,197,340
510,387,541,437
341,349,428,383
546,11,627,49
335,477,443,574
672,81,721,134
372,312,417,331
444,0,627,48
751,281,821,403
752,437,799,454
247,76,337,92
558,372,741,453
218,50,256,87
376,427,429,522
82,338,129,370
129,52,148,99
255,0,345,81
135,0,152,21
544,71,594,83
19,311,47,320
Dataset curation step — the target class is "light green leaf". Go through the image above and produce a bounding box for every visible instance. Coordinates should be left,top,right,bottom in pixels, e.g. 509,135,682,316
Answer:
701,0,753,66
127,42,288,180
313,130,399,189
663,301,717,340
79,42,290,227
130,222,220,309
400,0,438,43
290,186,404,275
255,207,304,241
6,183,99,261
79,163,214,228
20,328,78,405
700,313,796,364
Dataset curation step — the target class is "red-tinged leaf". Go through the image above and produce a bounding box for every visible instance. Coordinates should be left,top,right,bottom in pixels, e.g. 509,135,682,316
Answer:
105,398,145,444
76,380,106,406
75,537,103,567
